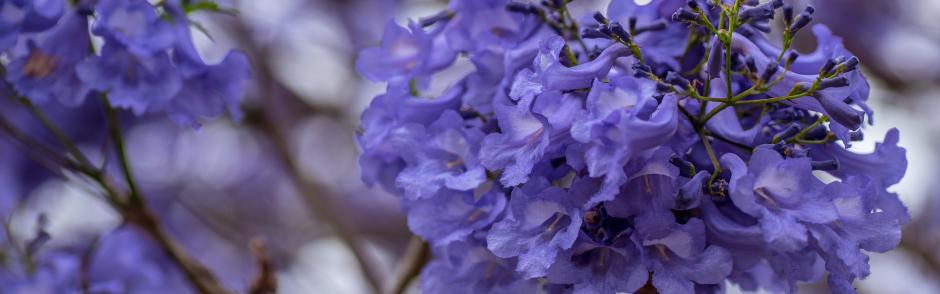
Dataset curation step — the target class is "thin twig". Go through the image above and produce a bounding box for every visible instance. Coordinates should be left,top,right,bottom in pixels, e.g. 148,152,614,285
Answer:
1,104,234,294
385,237,430,294
101,96,142,205
256,109,384,293
222,9,385,292
248,238,278,294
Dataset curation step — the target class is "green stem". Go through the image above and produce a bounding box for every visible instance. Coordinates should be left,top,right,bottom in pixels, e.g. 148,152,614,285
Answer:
100,95,143,205
734,91,808,105
697,127,722,192
559,4,590,55
699,103,730,125
787,115,829,144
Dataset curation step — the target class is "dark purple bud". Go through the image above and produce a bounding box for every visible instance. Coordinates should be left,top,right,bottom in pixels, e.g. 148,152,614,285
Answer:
740,5,774,22
600,25,613,37
751,21,772,33
811,160,840,171
849,131,864,141
672,9,699,23
593,11,608,24
507,2,538,14
760,61,780,83
820,57,841,75
789,6,814,33
773,123,801,142
786,51,800,66
737,26,757,37
666,72,692,89
656,83,673,92
609,22,633,42
783,5,794,23
818,77,849,89
628,16,638,31
804,124,829,140
635,21,668,34
582,28,610,39
632,62,653,78
707,39,723,79
687,0,699,10
840,56,860,72
816,95,864,130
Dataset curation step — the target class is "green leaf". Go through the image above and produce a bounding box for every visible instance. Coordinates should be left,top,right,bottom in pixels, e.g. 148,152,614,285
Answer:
183,1,239,16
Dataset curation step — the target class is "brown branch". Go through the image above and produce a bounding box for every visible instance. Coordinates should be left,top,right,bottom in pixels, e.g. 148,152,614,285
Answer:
222,7,385,293
0,111,233,294
0,113,73,175
248,238,278,294
121,200,234,294
256,108,384,293
384,237,430,294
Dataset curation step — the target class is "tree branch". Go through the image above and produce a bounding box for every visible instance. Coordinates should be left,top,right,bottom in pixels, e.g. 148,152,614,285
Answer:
385,237,429,294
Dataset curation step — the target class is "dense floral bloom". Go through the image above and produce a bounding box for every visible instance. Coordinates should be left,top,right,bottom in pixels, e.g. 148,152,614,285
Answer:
358,0,909,293
0,1,257,292
0,0,253,127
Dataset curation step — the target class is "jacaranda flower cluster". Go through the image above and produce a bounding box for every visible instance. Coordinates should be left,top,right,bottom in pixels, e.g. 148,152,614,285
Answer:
5,0,249,127
0,0,250,292
357,0,908,293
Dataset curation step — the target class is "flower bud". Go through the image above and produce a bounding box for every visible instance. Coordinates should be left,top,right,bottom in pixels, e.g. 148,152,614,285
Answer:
789,6,814,33
811,160,840,171
818,77,849,89
666,72,692,90
592,11,608,24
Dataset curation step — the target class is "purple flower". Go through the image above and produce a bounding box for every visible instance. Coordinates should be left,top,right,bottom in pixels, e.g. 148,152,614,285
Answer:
445,0,537,53
407,186,507,247
395,110,487,199
546,230,649,294
7,11,91,106
356,20,456,83
723,147,839,251
0,0,64,51
423,241,539,294
91,0,175,57
163,4,250,127
357,84,463,193
479,61,582,186
640,218,733,294
486,178,584,277
76,43,182,115
355,1,909,292
576,92,679,206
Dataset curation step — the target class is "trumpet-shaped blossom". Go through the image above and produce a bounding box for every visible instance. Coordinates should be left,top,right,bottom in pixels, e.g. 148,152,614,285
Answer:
358,1,908,293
